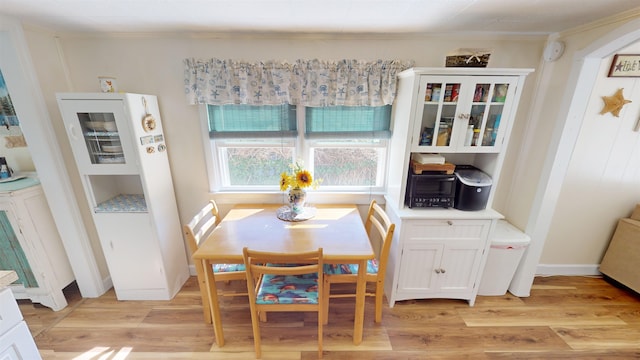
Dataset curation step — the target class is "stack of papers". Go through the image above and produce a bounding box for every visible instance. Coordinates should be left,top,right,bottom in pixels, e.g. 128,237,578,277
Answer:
411,153,445,165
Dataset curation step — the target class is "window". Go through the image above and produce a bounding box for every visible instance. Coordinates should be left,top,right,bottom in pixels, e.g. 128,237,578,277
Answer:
202,104,390,193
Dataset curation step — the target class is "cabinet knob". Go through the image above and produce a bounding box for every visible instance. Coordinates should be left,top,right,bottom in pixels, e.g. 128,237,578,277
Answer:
447,220,453,226
440,268,446,274
435,269,441,274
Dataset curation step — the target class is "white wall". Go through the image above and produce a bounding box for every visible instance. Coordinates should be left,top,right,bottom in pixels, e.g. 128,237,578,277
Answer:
19,11,640,280
508,15,640,292
23,30,544,269
541,41,640,266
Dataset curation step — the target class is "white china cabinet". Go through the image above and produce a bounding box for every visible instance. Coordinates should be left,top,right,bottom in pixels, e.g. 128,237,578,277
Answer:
56,93,189,301
0,179,75,311
384,68,532,306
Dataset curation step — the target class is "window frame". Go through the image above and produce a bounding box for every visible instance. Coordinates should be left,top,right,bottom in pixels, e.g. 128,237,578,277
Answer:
199,104,389,201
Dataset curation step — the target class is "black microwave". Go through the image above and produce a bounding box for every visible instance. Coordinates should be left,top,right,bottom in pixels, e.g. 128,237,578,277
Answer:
405,171,456,208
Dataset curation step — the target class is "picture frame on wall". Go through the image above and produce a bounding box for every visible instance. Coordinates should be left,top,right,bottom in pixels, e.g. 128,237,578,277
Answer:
0,69,19,127
608,54,640,77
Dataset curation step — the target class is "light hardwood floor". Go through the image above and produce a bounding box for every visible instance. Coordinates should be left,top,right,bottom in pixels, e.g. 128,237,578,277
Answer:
20,275,640,359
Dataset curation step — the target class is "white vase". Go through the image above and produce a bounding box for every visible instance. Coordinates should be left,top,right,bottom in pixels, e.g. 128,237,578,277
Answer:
288,187,307,214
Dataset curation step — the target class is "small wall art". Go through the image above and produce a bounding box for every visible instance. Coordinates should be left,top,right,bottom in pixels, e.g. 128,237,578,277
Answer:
600,88,631,117
608,54,640,77
0,68,19,128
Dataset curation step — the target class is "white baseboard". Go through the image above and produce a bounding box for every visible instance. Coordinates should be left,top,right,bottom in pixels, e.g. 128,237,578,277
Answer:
535,264,601,276
100,276,113,297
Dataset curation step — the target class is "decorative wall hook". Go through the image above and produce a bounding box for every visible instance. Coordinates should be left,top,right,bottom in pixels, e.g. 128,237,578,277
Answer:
600,88,632,117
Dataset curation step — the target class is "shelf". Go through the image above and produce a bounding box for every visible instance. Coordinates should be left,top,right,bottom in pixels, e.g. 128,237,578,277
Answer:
95,194,147,213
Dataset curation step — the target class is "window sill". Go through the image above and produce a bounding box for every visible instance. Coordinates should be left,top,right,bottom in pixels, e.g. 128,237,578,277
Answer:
211,191,386,206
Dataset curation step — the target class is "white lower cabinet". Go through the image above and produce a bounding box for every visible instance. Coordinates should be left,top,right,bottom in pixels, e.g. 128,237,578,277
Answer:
384,209,495,307
0,287,42,360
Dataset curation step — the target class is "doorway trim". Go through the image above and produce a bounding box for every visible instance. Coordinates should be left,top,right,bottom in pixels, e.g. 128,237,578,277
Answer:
509,18,640,295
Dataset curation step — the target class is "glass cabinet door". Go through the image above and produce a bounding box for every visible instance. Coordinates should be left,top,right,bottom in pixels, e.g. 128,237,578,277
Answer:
77,111,124,165
468,82,512,149
59,99,138,175
412,76,518,153
417,78,463,150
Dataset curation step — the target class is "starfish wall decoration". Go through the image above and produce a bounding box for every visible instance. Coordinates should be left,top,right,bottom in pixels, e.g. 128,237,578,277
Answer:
600,88,632,117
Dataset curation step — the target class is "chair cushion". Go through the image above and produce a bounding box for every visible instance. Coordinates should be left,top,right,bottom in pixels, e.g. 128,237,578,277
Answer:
324,259,378,275
212,263,245,273
256,274,319,304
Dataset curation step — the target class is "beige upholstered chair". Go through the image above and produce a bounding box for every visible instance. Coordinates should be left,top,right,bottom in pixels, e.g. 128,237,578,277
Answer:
243,247,324,359
322,199,395,323
184,200,246,324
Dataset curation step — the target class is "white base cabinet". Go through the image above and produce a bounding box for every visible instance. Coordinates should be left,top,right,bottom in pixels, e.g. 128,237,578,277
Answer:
0,181,75,311
0,287,42,360
384,204,497,307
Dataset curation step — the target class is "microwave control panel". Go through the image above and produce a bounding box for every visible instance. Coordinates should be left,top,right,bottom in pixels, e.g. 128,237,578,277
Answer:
408,196,454,208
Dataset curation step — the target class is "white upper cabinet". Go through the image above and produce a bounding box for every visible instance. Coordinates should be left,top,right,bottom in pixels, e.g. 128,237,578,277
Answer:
57,98,137,174
410,75,520,153
386,67,533,212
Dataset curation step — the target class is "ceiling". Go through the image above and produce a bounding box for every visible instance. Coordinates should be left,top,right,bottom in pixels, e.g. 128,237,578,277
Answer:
0,0,639,35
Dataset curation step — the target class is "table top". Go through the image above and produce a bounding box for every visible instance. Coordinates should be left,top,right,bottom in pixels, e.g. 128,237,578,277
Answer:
193,204,374,263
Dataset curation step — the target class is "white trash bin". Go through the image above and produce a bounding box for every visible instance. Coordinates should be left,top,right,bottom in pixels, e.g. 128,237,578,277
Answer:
478,220,530,296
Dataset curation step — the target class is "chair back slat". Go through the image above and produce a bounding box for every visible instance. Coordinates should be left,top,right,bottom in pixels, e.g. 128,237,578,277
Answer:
364,200,395,263
243,247,324,358
184,201,219,254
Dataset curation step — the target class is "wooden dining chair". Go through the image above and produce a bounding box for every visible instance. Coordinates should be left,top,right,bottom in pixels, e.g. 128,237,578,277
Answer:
184,200,246,324
322,199,395,324
243,247,324,359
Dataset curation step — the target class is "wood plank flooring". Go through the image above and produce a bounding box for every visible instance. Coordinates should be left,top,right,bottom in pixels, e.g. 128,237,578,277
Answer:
19,275,640,359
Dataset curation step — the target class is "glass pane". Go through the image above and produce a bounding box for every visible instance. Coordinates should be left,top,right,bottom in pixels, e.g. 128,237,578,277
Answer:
473,84,490,102
492,84,509,102
420,103,438,145
78,112,124,165
314,147,379,186
424,83,442,102
436,117,454,146
443,83,461,102
225,147,293,186
482,107,504,146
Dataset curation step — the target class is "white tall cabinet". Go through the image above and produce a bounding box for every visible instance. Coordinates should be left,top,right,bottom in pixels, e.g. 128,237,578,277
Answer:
384,68,532,306
56,93,189,301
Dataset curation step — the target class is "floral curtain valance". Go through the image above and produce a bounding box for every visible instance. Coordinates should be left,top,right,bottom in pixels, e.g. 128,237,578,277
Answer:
184,58,414,107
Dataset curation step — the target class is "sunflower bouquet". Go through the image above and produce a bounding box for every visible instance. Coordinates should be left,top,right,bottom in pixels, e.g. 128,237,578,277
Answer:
279,161,321,191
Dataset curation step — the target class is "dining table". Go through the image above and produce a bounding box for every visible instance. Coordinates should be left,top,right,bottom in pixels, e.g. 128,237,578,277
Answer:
191,203,375,347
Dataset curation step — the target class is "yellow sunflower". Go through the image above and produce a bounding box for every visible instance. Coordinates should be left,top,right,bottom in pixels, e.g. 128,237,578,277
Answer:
295,170,313,188
279,172,291,191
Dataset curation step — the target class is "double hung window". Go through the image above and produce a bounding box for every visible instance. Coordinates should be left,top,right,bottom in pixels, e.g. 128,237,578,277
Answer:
202,104,391,193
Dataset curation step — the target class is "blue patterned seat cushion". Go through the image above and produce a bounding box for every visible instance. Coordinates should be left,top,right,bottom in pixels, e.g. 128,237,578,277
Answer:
324,259,378,275
212,263,245,273
256,273,319,304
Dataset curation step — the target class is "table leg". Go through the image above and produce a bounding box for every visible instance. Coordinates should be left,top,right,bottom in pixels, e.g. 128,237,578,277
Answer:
203,259,224,347
353,259,367,345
